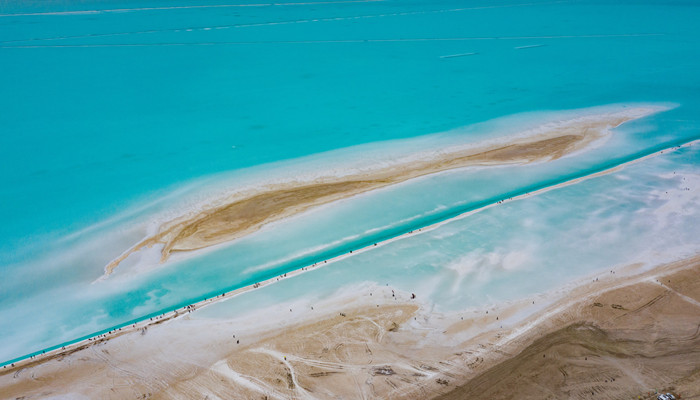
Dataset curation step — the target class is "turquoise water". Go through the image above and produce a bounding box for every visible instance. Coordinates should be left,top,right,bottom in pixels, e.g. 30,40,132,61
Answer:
195,143,700,319
1,0,700,364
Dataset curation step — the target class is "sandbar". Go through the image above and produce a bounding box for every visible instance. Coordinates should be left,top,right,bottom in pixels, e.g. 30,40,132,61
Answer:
105,107,663,275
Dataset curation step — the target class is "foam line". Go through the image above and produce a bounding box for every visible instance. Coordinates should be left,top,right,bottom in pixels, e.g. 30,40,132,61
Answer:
514,44,545,49
0,0,386,17
0,1,574,45
1,33,665,49
440,52,478,59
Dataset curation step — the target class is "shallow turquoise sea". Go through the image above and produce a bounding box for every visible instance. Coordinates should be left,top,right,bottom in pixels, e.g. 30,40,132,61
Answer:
1,0,699,364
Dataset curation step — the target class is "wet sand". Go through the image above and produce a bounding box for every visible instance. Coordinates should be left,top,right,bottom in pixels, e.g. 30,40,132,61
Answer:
3,254,699,399
105,107,661,275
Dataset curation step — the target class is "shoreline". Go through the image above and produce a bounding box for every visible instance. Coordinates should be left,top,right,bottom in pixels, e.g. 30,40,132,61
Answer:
2,251,698,398
430,255,700,399
103,106,666,276
2,136,696,371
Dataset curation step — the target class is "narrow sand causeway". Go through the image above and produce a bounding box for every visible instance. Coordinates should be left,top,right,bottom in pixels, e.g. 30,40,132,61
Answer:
105,107,663,275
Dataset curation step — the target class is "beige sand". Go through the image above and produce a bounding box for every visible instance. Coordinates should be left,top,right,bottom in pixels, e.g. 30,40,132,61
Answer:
434,262,700,400
105,108,661,275
3,255,699,399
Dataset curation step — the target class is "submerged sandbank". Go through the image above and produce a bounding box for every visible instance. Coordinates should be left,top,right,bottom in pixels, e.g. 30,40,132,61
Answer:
104,106,665,275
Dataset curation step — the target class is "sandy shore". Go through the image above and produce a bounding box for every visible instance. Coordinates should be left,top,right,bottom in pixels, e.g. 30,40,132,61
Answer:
434,259,700,400
104,107,663,275
3,252,699,399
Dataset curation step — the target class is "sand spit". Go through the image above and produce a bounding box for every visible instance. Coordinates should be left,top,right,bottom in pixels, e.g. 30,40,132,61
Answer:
4,254,699,399
104,107,663,275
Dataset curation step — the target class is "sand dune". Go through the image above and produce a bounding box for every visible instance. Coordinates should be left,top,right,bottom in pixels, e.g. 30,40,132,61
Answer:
105,108,662,275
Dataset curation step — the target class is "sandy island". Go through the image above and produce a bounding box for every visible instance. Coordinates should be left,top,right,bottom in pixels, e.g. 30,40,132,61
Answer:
105,107,663,275
3,253,699,399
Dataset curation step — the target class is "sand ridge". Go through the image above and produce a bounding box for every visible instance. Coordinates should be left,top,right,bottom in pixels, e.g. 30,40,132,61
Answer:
104,108,662,275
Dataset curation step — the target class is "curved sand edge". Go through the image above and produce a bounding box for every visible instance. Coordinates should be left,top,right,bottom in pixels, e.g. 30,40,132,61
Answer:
104,106,664,276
